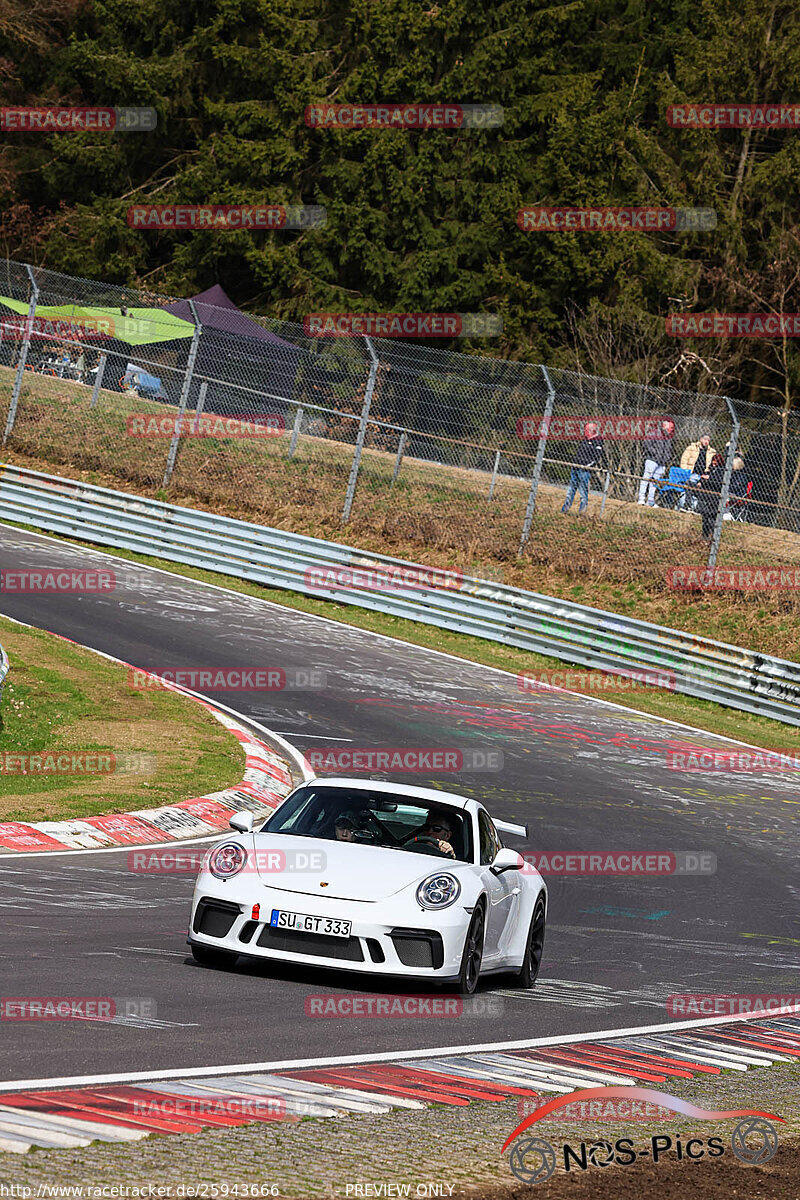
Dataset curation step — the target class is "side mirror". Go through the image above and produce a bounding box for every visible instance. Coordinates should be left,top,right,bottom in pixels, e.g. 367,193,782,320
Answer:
490,848,523,876
229,811,254,834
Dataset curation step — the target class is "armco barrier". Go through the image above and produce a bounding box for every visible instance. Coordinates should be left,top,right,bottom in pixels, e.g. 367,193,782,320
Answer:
1,463,799,726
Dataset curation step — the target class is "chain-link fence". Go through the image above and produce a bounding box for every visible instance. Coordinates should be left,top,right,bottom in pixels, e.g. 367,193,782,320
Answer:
1,258,799,597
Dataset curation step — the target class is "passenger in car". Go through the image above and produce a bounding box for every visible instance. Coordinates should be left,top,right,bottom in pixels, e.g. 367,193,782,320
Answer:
334,812,358,842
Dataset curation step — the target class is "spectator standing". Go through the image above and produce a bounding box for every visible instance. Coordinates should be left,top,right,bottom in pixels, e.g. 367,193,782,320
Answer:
727,456,749,518
680,433,717,482
561,421,607,515
698,452,726,538
638,419,675,506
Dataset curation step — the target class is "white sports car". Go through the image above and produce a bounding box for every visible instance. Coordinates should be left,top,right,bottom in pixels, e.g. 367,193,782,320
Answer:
187,777,547,994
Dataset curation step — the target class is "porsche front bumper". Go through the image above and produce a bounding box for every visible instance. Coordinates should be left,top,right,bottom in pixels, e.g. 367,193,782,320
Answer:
187,876,476,980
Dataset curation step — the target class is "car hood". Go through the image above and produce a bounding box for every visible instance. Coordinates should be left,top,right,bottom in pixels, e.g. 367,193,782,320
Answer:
251,834,468,901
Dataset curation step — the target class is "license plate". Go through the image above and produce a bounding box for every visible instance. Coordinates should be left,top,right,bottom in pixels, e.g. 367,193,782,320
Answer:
270,909,352,938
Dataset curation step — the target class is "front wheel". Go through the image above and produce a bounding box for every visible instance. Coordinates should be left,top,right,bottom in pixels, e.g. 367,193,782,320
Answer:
509,897,546,989
190,943,238,969
455,907,485,995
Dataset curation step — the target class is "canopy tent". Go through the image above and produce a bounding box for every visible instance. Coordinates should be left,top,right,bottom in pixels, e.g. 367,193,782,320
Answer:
0,296,194,345
155,284,301,410
0,286,302,411
163,284,296,351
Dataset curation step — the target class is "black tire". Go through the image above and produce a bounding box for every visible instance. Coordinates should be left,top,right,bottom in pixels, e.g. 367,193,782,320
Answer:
509,897,546,989
190,943,238,969
455,907,485,996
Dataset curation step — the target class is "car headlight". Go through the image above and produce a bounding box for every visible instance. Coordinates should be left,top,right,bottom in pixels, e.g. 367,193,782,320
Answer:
417,872,461,910
208,843,247,879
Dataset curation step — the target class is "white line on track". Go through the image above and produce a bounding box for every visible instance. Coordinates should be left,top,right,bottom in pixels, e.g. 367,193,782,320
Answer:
272,733,353,740
0,1004,798,1093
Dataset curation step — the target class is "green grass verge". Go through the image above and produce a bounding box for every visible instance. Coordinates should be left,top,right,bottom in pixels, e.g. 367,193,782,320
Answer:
0,614,245,822
6,366,800,662
2,518,798,753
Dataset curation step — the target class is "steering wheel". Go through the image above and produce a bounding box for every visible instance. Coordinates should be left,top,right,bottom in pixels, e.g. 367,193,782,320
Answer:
409,835,454,858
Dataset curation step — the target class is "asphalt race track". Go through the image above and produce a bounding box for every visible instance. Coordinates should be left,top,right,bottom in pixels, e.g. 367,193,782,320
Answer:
1,524,799,1083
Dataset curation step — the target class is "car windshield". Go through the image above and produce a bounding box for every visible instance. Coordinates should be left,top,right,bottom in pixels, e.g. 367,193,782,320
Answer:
261,786,472,862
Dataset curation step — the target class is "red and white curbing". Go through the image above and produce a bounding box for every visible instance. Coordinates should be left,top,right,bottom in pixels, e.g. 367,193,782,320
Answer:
0,659,297,854
1,1011,800,1153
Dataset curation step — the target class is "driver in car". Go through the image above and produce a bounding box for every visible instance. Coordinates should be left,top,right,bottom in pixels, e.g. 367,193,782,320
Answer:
412,811,456,858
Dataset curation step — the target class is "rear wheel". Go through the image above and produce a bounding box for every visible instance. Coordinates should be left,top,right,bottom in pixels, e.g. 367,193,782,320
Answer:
509,897,546,989
190,943,238,969
455,907,485,995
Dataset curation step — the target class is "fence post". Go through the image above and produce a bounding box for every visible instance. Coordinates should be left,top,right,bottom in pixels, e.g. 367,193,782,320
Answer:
90,353,107,409
706,397,740,573
162,300,201,488
391,430,407,485
599,468,611,517
287,405,303,459
2,265,39,446
488,449,501,499
342,337,379,523
191,380,208,434
518,365,555,553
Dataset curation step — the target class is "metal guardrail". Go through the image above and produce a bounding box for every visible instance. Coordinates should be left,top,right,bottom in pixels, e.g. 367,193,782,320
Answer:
1,462,799,727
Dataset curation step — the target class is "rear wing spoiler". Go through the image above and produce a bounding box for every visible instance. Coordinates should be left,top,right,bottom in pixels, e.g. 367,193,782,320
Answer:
494,819,528,839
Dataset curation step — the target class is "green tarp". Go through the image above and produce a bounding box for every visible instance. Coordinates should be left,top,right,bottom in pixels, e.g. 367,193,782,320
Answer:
0,296,194,345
